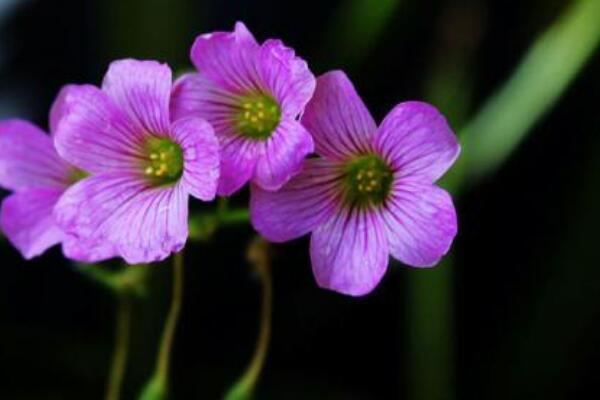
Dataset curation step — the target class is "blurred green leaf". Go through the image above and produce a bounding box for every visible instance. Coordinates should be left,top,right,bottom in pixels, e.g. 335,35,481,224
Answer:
408,2,600,400
322,0,402,68
138,377,167,400
458,0,600,182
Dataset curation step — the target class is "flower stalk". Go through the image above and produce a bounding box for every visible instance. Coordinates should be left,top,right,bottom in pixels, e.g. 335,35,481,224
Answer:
188,206,250,241
105,290,133,400
139,251,185,400
224,238,273,400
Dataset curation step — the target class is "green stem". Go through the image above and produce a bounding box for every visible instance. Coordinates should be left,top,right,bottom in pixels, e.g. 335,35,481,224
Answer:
105,291,133,400
188,208,250,241
406,259,455,400
139,251,185,400
219,208,250,225
225,239,272,400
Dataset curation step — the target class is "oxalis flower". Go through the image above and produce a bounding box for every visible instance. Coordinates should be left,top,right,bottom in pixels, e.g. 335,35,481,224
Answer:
52,59,220,264
250,71,460,296
0,118,114,261
171,21,316,195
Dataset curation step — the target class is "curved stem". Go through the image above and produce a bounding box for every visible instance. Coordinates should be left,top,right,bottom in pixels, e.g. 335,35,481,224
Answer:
105,292,133,400
225,239,272,400
156,251,184,381
139,251,185,400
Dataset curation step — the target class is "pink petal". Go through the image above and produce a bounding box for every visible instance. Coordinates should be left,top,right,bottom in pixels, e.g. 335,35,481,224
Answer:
310,207,389,296
190,22,261,94
374,102,460,182
252,119,314,191
52,85,144,174
102,59,172,135
0,188,64,259
170,73,236,122
0,119,71,191
49,84,74,136
301,71,376,160
62,235,118,263
170,74,259,196
216,132,260,196
256,39,315,117
169,117,220,201
381,180,457,267
54,173,189,264
250,158,342,242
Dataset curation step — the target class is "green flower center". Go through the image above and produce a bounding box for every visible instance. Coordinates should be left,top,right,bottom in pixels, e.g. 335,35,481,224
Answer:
234,93,281,140
68,168,89,184
143,137,184,185
343,154,393,207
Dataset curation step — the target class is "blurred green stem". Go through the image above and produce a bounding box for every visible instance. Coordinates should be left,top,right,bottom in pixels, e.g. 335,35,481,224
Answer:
105,291,133,400
405,3,483,398
80,263,149,400
407,2,600,400
189,206,250,241
224,238,272,400
406,259,455,400
139,251,185,400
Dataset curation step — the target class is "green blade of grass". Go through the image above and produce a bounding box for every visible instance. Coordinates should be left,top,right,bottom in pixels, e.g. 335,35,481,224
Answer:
459,0,600,182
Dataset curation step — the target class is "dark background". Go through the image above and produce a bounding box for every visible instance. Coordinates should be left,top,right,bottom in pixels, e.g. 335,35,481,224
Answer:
1,0,599,399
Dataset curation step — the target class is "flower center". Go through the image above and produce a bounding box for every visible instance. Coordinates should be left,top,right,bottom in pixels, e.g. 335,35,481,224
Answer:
343,154,393,207
68,168,89,184
143,137,184,185
234,93,281,140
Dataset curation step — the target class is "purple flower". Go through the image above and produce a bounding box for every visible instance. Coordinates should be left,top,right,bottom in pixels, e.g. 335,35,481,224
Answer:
170,21,316,195
52,59,220,264
0,119,115,261
250,71,460,296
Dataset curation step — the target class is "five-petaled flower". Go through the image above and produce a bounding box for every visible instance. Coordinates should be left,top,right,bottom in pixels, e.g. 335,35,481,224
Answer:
250,71,460,296
52,59,220,264
171,21,316,195
0,117,115,261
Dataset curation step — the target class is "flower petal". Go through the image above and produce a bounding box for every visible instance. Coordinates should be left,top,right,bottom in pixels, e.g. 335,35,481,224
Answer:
54,173,188,264
171,73,225,122
301,70,376,160
374,101,460,182
49,84,73,136
190,22,260,94
0,119,71,190
171,72,248,138
171,73,258,196
250,158,342,242
102,59,172,135
252,119,314,191
256,39,315,117
0,188,64,259
169,117,220,201
62,235,118,263
52,85,144,174
381,180,457,267
216,133,260,196
310,207,389,296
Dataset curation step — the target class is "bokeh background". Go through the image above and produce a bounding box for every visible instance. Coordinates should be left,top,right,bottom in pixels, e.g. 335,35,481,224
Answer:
1,0,599,399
